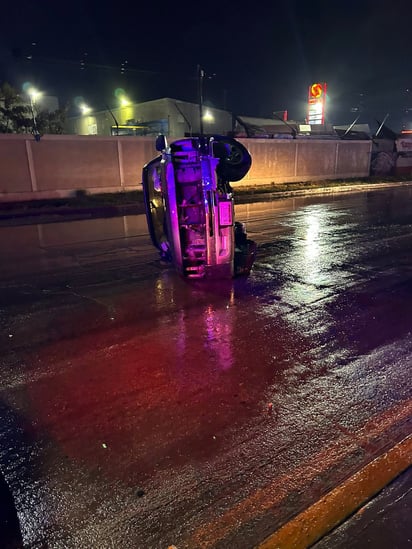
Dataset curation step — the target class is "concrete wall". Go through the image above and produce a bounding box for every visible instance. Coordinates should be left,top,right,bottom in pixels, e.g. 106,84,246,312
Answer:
0,134,372,202
240,139,372,186
0,134,158,201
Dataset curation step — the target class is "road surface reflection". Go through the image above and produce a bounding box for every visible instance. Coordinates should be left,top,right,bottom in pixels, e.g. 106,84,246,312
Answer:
1,187,411,548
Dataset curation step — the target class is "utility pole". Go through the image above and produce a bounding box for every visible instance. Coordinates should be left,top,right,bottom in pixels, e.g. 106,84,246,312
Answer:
28,88,41,141
197,64,204,137
106,104,119,135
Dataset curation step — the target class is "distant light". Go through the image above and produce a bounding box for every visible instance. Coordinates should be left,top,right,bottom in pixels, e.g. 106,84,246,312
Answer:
310,83,324,99
308,82,327,125
80,103,91,115
114,88,132,107
27,87,42,102
203,109,214,122
120,60,128,74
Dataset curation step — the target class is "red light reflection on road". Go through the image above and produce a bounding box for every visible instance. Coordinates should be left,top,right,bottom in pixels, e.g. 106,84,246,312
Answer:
22,283,307,486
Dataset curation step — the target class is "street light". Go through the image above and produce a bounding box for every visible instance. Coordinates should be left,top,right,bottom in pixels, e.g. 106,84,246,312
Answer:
80,103,92,115
28,87,41,103
114,87,130,106
27,87,42,141
203,109,214,123
120,96,130,107
117,94,133,127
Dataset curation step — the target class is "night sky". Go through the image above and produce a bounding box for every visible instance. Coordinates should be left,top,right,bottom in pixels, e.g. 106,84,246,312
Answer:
2,0,412,130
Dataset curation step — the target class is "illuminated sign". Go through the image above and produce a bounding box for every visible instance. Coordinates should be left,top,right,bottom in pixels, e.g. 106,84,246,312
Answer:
308,82,327,125
310,83,324,98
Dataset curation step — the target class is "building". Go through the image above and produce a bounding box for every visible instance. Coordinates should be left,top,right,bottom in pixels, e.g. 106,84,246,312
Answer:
66,96,342,140
66,97,234,138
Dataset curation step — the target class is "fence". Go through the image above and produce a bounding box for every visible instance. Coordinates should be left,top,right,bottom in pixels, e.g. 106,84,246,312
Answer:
0,134,372,202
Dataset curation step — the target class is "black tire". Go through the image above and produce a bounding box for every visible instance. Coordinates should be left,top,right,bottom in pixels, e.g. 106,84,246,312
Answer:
212,136,252,182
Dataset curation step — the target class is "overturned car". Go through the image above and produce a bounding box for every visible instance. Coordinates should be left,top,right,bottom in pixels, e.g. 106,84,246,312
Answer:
142,135,256,279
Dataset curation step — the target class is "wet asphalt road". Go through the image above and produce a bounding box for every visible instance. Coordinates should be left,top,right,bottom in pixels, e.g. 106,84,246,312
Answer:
0,187,411,548
313,466,412,548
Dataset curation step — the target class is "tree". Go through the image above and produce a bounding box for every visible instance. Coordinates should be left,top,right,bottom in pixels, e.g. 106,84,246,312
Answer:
0,82,67,135
0,82,30,133
36,107,67,134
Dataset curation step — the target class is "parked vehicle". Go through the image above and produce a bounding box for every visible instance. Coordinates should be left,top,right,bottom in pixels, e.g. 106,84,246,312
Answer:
142,135,256,279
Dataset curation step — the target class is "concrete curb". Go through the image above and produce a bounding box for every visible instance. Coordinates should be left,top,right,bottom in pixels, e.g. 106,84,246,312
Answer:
257,435,412,549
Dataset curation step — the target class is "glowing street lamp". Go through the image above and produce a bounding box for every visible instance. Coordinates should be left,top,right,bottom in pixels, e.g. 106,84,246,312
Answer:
114,88,131,107
120,96,130,107
118,94,133,127
203,109,214,123
80,103,92,115
28,87,42,104
27,87,42,140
